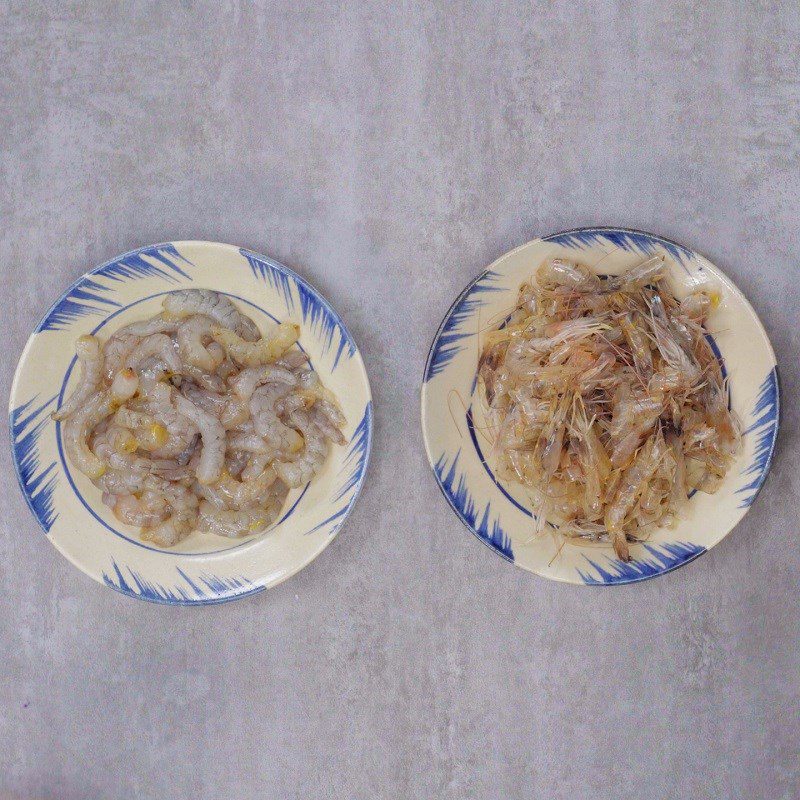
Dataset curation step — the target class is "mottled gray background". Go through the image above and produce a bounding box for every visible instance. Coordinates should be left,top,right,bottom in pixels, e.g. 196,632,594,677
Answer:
0,2,797,798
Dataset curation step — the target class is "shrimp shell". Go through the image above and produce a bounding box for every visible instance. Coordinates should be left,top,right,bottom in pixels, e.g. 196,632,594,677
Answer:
605,435,668,559
479,256,740,559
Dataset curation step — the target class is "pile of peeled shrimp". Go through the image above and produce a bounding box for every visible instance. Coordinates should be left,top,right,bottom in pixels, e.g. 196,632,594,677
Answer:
478,257,740,561
54,289,345,547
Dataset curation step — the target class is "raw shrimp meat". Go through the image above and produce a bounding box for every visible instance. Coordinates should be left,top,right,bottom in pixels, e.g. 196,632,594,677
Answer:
53,335,103,421
163,289,260,341
211,322,300,367
56,289,345,547
479,257,740,561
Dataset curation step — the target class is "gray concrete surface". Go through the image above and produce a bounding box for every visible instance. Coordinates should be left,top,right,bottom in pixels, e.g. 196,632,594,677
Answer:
1,2,798,798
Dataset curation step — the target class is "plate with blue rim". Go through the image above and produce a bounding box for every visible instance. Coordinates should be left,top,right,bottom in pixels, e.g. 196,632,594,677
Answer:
420,227,779,585
10,241,373,604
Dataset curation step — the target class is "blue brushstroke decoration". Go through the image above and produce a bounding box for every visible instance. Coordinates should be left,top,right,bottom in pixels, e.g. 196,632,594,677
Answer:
95,243,192,284
36,244,194,332
425,270,506,382
10,394,59,532
543,228,694,272
434,450,514,561
101,560,264,605
36,278,121,332
243,251,296,312
308,505,349,535
577,541,706,585
242,249,356,369
736,367,779,508
296,281,354,369
335,402,372,501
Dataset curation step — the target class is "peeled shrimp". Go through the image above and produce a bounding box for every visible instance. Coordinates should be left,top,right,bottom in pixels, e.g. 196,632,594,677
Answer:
177,314,220,371
103,333,139,382
241,452,272,481
274,410,328,488
53,335,103,420
163,289,260,341
113,491,168,528
311,404,347,446
141,514,194,547
197,499,283,538
275,350,309,370
230,364,297,401
226,450,250,479
211,322,300,367
177,361,226,392
250,383,303,452
135,382,199,459
63,369,138,479
92,425,147,472
114,315,179,338
202,467,279,511
226,432,276,454
179,385,227,417
174,394,225,484
220,396,251,430
58,291,344,547
126,333,182,376
112,407,169,452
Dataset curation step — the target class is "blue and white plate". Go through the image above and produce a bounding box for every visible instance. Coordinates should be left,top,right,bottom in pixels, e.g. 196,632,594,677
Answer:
421,227,779,585
10,241,372,604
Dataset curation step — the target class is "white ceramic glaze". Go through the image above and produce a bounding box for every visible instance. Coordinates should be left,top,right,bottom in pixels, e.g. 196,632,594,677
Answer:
421,228,779,585
10,241,373,603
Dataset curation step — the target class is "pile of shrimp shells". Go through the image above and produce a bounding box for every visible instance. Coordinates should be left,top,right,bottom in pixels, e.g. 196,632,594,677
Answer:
478,257,741,561
55,289,346,548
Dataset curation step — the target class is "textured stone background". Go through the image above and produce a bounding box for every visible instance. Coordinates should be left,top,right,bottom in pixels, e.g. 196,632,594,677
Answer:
1,2,798,798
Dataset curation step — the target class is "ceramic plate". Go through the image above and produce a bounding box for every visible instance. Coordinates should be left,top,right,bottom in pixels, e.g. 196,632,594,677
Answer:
421,227,779,585
10,241,372,604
